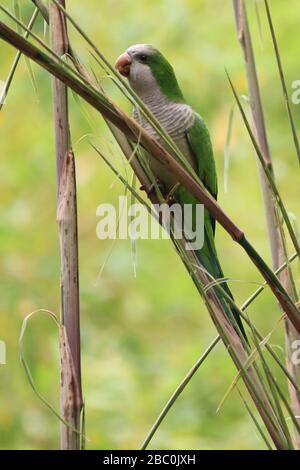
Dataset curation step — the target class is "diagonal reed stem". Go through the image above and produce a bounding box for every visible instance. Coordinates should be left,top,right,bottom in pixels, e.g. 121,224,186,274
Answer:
0,19,299,335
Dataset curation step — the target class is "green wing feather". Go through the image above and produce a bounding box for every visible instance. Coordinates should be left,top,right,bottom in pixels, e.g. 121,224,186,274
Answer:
186,113,218,199
176,112,247,340
185,112,217,234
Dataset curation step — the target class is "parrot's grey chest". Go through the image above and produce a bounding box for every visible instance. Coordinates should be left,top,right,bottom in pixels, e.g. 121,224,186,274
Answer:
133,95,194,141
133,95,196,191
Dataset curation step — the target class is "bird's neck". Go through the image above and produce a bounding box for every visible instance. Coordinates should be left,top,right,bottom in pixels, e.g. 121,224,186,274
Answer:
134,88,194,141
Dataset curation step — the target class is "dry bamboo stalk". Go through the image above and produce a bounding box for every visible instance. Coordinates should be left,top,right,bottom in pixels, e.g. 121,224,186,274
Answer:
233,0,300,447
49,1,83,449
0,20,299,331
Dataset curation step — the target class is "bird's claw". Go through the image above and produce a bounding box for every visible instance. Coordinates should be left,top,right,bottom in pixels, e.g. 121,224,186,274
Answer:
140,181,179,206
140,180,165,198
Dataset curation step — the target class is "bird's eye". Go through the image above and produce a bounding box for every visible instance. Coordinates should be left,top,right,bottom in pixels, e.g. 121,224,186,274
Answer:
139,54,147,63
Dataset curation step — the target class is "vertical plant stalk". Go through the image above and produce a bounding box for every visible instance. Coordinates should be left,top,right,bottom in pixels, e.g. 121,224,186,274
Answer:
50,1,83,449
233,0,300,448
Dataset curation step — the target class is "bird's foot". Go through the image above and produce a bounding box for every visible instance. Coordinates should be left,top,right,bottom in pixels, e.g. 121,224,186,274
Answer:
140,179,165,198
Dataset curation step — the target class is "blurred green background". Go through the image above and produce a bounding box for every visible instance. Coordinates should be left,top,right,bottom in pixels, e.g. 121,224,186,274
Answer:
0,0,299,450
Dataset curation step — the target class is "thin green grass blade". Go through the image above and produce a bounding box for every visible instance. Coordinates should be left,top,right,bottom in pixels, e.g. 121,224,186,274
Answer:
252,328,300,441
224,340,287,448
204,277,262,293
31,0,49,22
91,143,151,283
250,312,300,436
254,0,264,48
238,389,273,450
200,257,300,393
140,336,221,450
249,315,294,448
0,5,99,98
227,70,300,255
224,103,235,193
19,309,86,439
0,7,38,111
70,88,97,132
130,172,138,277
1,10,298,448
264,0,300,164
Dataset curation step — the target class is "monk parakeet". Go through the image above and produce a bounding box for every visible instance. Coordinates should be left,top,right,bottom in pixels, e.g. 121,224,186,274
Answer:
115,44,246,339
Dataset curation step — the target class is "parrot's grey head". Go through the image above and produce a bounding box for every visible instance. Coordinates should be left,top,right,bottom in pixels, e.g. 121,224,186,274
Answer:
115,44,185,103
115,44,159,95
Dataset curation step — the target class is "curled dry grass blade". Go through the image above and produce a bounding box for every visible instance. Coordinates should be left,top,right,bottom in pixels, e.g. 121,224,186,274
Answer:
264,0,300,164
140,337,221,450
239,389,273,449
250,320,300,441
19,309,86,439
223,103,235,193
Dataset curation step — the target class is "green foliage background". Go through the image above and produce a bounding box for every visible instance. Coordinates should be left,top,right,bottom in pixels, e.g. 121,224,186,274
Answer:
0,0,299,449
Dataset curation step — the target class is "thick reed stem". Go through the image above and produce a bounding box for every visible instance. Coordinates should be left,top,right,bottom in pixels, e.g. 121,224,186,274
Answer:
50,1,83,449
233,0,300,448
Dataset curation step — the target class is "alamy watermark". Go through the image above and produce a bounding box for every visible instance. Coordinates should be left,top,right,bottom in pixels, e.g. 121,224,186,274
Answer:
291,80,300,104
96,196,204,250
0,340,6,365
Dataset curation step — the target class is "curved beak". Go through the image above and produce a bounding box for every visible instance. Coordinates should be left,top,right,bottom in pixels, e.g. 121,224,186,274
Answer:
115,52,132,77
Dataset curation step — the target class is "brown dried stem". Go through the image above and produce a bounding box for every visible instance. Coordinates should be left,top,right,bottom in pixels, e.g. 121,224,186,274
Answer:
49,1,83,449
233,0,300,447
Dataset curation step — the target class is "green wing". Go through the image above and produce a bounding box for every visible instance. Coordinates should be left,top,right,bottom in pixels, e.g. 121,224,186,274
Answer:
185,112,217,234
180,112,247,340
186,113,217,199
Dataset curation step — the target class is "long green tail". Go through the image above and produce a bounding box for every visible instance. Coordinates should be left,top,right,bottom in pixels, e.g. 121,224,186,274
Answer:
195,212,248,341
176,187,247,341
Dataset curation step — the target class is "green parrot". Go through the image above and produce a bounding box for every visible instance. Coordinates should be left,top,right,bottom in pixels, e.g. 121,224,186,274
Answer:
115,44,246,339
